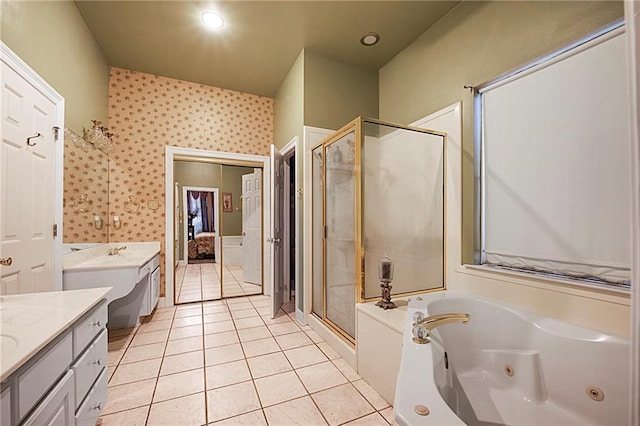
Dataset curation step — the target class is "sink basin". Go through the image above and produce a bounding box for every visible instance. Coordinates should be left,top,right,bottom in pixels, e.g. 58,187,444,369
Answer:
0,334,18,354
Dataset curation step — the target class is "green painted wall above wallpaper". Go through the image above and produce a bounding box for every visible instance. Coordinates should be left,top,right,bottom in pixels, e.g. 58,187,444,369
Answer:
303,50,378,131
379,0,624,264
273,49,379,149
0,0,109,134
274,51,305,149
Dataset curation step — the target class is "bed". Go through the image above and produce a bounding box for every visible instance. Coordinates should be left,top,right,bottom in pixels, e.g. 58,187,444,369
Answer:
189,232,216,260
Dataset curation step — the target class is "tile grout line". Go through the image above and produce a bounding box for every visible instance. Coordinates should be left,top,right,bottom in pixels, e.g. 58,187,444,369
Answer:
144,302,178,425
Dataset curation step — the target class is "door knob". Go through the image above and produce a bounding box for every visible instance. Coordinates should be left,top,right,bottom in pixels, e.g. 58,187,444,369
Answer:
0,257,12,266
273,237,281,244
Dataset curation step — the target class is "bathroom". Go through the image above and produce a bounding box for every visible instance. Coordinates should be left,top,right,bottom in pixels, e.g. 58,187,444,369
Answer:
1,1,639,425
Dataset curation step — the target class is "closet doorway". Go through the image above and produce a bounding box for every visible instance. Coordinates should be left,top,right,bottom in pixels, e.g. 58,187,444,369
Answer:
167,149,270,306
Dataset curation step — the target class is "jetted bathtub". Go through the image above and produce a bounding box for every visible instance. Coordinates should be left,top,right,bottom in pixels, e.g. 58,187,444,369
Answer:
394,291,630,425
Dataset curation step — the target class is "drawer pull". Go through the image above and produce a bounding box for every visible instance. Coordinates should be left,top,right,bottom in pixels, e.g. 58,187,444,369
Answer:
93,358,102,366
91,320,102,327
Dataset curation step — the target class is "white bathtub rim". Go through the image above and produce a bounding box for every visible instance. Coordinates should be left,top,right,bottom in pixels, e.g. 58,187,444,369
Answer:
410,290,629,345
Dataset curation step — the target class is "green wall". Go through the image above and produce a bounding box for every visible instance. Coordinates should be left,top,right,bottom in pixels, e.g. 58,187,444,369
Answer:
304,50,379,130
378,0,624,263
221,165,255,237
274,51,304,149
1,0,109,134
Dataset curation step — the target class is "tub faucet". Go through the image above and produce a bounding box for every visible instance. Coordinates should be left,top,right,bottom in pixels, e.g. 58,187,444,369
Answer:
412,313,470,344
107,246,127,256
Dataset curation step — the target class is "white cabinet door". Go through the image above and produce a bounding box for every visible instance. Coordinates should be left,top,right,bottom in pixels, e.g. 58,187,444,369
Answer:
150,266,160,309
22,370,74,426
1,56,58,295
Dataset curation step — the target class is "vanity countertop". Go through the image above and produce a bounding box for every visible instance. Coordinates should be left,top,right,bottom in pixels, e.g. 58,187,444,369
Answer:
0,287,111,382
63,241,160,271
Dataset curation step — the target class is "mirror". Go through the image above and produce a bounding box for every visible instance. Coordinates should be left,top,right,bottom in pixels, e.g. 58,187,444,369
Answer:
220,164,263,298
175,160,222,303
63,129,109,244
173,160,263,303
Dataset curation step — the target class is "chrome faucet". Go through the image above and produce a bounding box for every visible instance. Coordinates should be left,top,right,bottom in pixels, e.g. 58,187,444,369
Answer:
107,246,127,256
412,313,470,344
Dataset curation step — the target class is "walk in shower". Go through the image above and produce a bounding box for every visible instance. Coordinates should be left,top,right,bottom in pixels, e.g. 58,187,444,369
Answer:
312,117,446,344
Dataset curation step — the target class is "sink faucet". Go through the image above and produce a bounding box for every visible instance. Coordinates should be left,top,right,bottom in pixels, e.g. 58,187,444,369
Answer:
107,246,127,256
412,313,470,344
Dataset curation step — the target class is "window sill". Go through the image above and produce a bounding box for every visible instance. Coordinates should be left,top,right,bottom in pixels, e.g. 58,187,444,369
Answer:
457,264,631,306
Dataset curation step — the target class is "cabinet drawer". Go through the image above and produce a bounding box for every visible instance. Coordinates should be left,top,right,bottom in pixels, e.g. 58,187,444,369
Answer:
75,368,107,426
73,301,107,357
22,370,75,426
72,329,107,409
17,332,73,421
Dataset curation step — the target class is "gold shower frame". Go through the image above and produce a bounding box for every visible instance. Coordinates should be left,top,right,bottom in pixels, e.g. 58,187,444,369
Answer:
311,117,447,346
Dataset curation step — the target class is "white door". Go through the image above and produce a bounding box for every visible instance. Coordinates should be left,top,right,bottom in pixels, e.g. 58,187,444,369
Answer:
242,170,262,285
1,57,58,295
270,145,285,318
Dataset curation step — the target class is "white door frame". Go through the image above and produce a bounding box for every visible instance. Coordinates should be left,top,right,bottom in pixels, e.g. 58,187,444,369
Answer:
165,146,270,307
280,137,297,303
182,186,220,264
0,42,64,291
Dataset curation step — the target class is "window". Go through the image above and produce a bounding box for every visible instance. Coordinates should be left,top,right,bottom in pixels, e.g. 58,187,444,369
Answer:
477,23,631,290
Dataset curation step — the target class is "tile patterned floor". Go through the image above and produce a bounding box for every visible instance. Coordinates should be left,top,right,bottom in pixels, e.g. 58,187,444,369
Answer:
176,264,262,304
100,295,397,425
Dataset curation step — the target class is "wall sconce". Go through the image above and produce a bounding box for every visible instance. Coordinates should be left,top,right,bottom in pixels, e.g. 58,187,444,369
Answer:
94,215,103,230
113,216,121,230
64,121,114,154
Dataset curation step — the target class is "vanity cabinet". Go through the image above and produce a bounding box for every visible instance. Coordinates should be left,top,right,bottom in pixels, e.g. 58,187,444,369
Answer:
139,254,160,317
2,300,108,426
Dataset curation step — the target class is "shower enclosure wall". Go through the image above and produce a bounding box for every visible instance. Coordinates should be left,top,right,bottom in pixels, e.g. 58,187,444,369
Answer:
311,117,446,344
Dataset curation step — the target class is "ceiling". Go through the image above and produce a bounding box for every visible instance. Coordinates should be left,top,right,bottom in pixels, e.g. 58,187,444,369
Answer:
74,1,460,97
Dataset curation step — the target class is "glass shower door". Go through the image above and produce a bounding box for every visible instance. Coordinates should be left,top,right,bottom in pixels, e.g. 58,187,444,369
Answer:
324,131,357,340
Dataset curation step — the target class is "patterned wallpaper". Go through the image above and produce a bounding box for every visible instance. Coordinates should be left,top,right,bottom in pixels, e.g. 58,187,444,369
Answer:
108,67,273,296
63,137,109,243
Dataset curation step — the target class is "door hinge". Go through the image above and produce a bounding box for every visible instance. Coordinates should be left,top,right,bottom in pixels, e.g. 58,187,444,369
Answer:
53,126,60,141
324,225,327,239
53,223,58,237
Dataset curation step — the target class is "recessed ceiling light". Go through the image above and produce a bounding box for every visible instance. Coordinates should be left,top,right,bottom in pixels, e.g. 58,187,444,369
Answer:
201,11,225,30
360,32,380,47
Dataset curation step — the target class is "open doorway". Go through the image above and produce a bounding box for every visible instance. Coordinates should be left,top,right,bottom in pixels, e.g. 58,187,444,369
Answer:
286,153,296,301
277,138,298,318
184,187,219,265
